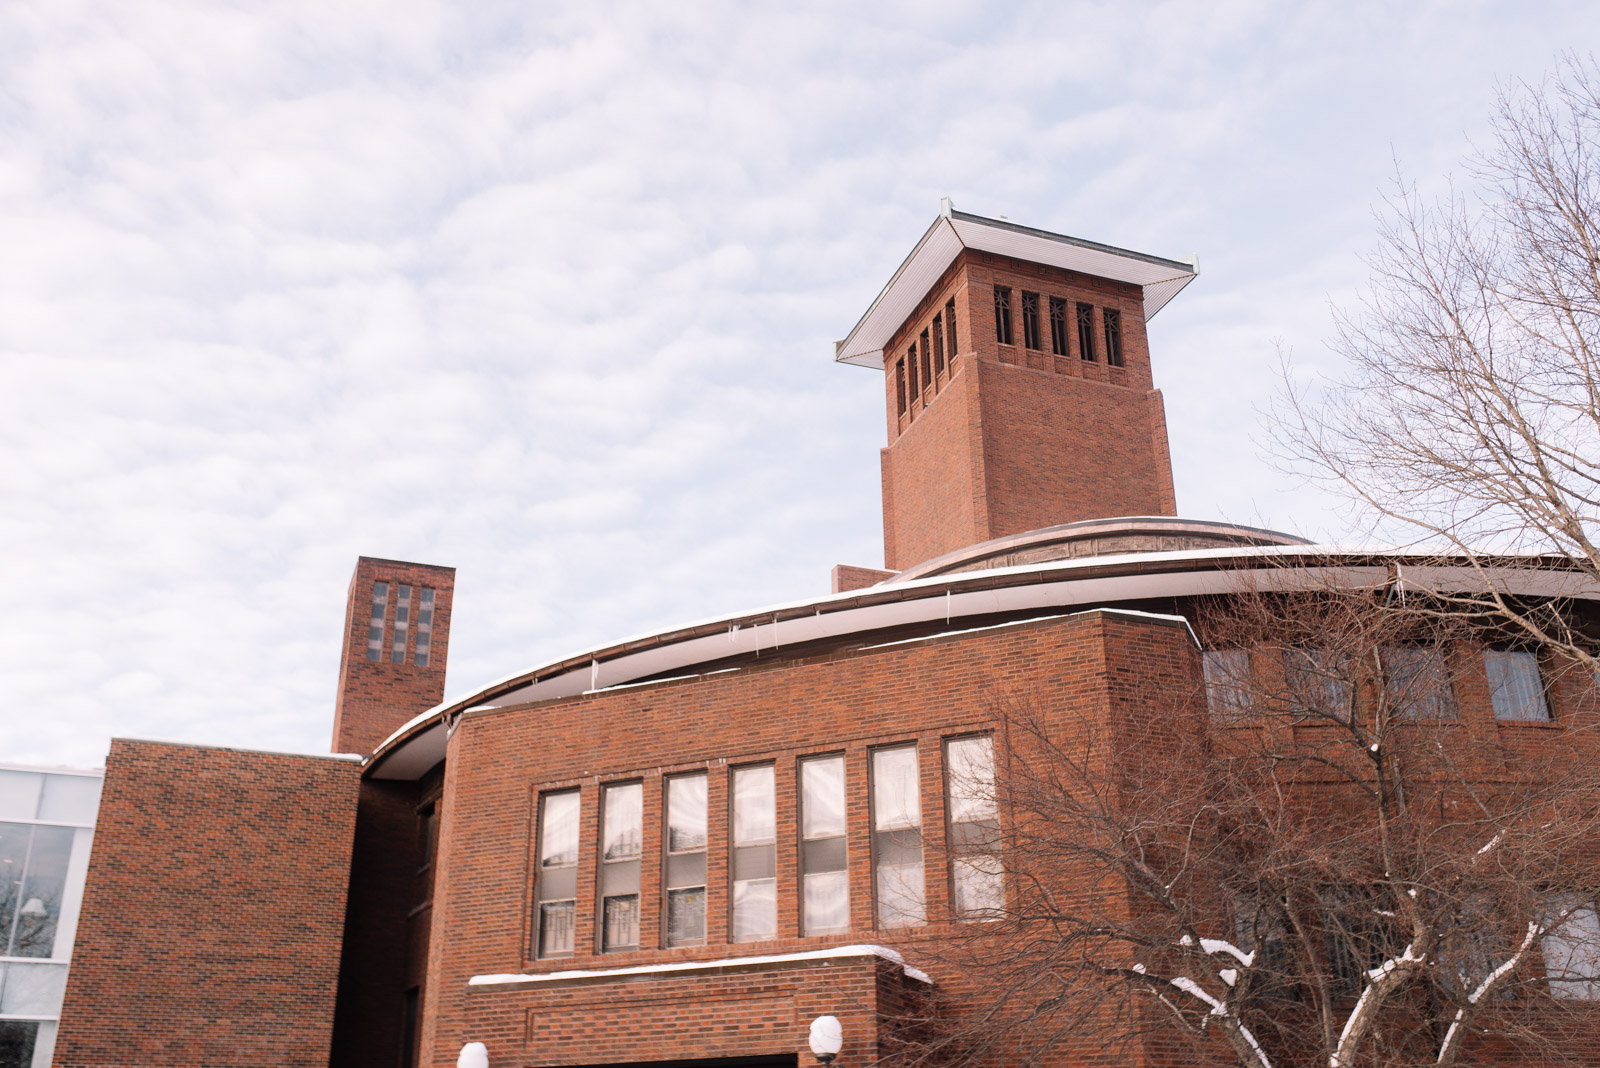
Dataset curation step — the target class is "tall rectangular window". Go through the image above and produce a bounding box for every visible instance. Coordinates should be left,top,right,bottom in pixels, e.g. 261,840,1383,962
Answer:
1049,296,1069,355
1542,895,1600,999
945,736,1002,920
919,330,933,392
945,298,958,359
993,287,1014,346
895,358,907,416
1203,649,1252,722
391,585,412,664
1486,649,1551,721
931,313,945,376
1020,291,1041,350
907,344,920,402
366,582,388,661
664,773,707,947
731,765,776,941
600,782,642,951
535,790,579,958
1103,307,1123,366
1284,648,1353,721
1076,303,1096,361
871,745,924,929
414,588,435,667
800,754,848,936
1383,646,1455,719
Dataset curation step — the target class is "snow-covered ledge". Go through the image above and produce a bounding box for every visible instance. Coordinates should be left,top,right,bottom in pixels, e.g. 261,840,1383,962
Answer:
468,944,933,991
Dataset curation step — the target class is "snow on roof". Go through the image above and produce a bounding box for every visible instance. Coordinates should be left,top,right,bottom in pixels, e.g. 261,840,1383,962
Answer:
468,943,932,988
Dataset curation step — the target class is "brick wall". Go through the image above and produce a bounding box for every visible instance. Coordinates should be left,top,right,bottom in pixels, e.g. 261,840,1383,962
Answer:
54,739,361,1068
878,250,1177,571
417,610,1187,1067
332,556,456,757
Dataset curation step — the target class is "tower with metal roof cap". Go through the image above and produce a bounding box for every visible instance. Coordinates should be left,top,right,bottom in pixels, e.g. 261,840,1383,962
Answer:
836,200,1198,573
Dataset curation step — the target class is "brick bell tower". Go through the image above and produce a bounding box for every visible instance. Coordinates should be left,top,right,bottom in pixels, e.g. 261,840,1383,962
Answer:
331,556,455,756
835,203,1197,573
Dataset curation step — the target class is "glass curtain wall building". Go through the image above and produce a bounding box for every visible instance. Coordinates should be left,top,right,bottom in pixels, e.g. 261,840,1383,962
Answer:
0,766,102,1068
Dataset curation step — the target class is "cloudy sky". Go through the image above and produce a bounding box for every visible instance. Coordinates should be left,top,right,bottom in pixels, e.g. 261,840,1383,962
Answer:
4,1,1596,767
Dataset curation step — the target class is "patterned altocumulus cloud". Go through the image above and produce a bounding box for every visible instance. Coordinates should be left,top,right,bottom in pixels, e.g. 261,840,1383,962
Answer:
2,0,1595,764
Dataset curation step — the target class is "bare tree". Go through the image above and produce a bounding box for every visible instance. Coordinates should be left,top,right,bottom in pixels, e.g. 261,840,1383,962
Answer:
894,588,1600,1068
1274,54,1600,665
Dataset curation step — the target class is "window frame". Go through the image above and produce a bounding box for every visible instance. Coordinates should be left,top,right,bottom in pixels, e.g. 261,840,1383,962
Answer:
1075,302,1096,362
1103,306,1123,366
533,788,581,959
943,733,1003,922
869,742,925,930
597,779,644,953
799,752,850,937
993,286,1014,346
1485,647,1554,723
1020,291,1041,350
662,771,709,948
729,762,777,943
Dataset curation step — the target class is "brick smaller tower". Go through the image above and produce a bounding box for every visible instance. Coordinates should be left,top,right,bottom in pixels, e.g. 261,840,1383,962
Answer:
331,556,455,757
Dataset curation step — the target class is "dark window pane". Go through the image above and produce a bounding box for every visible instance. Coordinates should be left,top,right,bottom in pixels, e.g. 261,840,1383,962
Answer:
1384,646,1455,719
932,313,945,375
907,344,919,401
919,330,932,391
0,1021,37,1068
538,901,574,957
603,894,639,950
667,887,706,946
945,298,958,359
1076,303,1096,361
1103,307,1123,366
1021,291,1041,350
1049,297,1068,355
993,287,1013,346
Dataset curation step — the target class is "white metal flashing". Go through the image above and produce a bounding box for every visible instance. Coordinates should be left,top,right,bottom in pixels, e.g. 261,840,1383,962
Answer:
834,207,1199,369
468,943,932,988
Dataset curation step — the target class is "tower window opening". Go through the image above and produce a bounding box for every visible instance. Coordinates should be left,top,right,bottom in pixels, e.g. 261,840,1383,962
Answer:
993,286,1013,346
1049,297,1069,356
1103,307,1123,366
931,313,945,376
391,585,411,664
366,582,388,662
919,330,932,394
1021,291,1041,350
945,298,958,359
895,358,907,416
1076,302,1096,362
414,588,435,667
907,344,919,403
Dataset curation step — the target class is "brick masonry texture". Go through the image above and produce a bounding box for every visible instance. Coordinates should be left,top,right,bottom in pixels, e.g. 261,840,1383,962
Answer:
879,251,1176,571
831,563,896,593
332,556,456,758
54,739,361,1068
419,610,1192,1068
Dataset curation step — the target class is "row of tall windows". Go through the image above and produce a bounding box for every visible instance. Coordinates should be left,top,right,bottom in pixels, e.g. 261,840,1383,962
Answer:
895,298,959,417
532,736,1000,958
1201,646,1557,723
993,286,1123,366
365,582,437,666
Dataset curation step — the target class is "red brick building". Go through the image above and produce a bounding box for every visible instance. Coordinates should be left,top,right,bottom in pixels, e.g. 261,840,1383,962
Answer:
49,207,1600,1068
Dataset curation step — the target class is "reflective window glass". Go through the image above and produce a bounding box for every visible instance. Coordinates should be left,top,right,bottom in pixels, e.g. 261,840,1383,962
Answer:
801,755,848,936
872,746,924,929
731,765,776,942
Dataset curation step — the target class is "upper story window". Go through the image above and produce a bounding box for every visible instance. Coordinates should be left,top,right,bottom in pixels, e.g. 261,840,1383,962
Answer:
800,754,848,936
895,357,907,417
945,298,958,360
945,735,1002,920
534,790,579,958
600,782,643,951
1383,646,1455,719
1485,649,1551,722
871,745,924,929
391,585,412,664
665,773,708,947
1202,649,1252,722
919,330,933,393
1020,291,1041,350
414,589,436,667
731,764,777,942
993,287,1014,346
1075,302,1096,361
1049,296,1069,356
1103,307,1124,366
1542,895,1600,998
907,344,920,403
931,313,945,376
366,582,388,661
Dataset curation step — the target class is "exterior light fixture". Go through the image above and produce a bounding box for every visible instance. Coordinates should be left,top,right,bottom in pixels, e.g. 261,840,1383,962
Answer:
808,1015,843,1065
457,1041,488,1068
20,898,47,918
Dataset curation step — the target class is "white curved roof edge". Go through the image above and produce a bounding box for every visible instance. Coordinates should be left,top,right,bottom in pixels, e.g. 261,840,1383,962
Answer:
366,544,1600,780
834,207,1199,369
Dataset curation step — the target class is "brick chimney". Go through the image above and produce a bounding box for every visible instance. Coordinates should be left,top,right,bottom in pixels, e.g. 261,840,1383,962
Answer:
331,557,455,757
